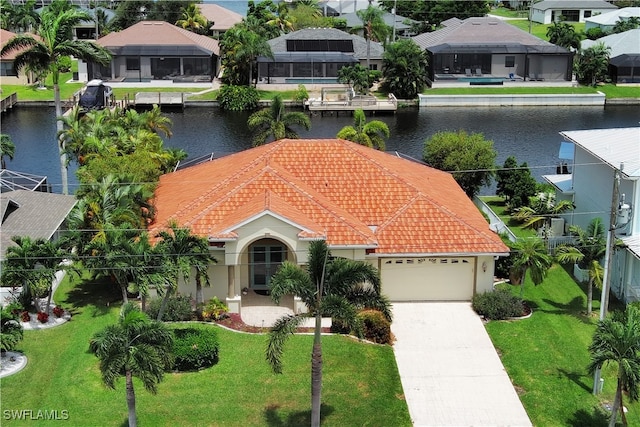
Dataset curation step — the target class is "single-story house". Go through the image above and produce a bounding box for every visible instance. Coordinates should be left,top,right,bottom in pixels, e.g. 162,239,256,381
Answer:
320,0,379,16
89,21,219,82
531,0,617,24
1,29,33,84
543,127,640,303
257,28,384,84
148,139,509,313
582,29,640,83
35,6,115,40
584,7,640,31
412,17,574,83
0,189,76,262
340,10,418,39
197,3,243,39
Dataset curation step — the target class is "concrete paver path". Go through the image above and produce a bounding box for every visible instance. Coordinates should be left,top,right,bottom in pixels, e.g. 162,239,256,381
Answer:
391,302,532,427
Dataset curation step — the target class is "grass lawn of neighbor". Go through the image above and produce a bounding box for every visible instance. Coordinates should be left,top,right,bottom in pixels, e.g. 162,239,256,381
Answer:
0,274,410,427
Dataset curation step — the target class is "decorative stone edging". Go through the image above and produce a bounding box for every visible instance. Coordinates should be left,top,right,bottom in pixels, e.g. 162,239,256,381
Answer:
0,351,27,378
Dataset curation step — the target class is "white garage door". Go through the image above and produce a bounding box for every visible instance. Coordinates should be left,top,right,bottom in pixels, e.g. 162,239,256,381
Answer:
381,257,475,301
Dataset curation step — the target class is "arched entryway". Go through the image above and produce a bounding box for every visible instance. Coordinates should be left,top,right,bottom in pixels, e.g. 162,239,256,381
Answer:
248,238,288,291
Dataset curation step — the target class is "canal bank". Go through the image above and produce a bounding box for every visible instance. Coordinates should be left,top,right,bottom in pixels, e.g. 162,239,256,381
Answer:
418,92,608,107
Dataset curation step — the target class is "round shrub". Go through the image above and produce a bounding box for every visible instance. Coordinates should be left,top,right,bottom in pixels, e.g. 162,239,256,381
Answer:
472,289,524,320
357,309,392,344
172,327,220,371
145,294,193,322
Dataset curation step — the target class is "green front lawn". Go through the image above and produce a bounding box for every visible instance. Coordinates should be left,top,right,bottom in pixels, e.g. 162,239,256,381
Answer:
0,275,410,426
481,196,537,239
487,266,639,426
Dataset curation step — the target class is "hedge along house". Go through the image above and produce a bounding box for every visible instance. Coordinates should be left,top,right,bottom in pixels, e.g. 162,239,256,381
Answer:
256,28,383,84
148,139,509,314
413,17,574,84
89,21,219,82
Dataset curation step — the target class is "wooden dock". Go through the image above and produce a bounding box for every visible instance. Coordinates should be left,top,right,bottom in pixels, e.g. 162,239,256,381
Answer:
135,92,185,107
1,92,17,112
307,94,397,115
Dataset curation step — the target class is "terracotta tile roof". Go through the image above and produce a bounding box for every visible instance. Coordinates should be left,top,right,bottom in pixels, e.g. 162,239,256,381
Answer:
96,21,219,55
1,29,41,60
150,139,508,255
197,4,243,32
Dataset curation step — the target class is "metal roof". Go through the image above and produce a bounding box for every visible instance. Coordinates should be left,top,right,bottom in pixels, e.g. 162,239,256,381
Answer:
581,29,640,57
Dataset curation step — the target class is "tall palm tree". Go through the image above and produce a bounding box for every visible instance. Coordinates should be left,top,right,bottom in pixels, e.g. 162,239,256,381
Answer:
0,6,112,195
154,221,214,321
266,240,389,427
508,237,553,298
354,5,389,70
219,22,273,86
175,3,208,33
588,305,640,427
247,95,311,146
1,133,16,169
577,42,611,87
336,109,389,150
267,2,295,34
90,303,174,427
555,217,606,314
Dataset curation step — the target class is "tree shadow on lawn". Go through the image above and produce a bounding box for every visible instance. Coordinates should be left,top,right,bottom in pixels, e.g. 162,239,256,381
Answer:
264,403,334,427
556,367,592,393
566,407,609,427
538,297,596,325
63,278,122,318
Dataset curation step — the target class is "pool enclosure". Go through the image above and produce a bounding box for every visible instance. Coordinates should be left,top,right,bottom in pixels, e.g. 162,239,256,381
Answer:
257,52,358,84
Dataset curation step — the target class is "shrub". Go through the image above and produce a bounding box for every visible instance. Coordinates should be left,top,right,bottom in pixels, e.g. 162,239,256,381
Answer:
472,289,524,320
172,327,220,371
217,85,259,111
37,311,49,324
57,56,72,72
200,297,229,321
145,294,194,322
357,309,393,344
52,305,65,318
1,307,24,352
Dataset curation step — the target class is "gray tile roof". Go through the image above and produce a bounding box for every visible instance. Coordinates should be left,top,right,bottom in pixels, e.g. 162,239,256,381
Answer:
267,28,383,60
532,0,617,11
1,190,76,260
413,17,567,52
581,29,640,56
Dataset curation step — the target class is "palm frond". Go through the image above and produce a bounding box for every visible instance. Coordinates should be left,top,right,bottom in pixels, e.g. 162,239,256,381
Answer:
266,313,311,374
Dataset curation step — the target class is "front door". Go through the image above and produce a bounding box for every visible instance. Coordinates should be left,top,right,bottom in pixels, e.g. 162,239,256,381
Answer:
250,244,286,290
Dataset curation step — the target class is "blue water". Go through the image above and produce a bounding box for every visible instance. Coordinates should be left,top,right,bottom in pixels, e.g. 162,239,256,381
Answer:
203,0,249,16
1,105,639,194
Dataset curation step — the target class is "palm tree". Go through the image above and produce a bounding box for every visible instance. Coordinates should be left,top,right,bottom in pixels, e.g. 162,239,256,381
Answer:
1,133,16,169
0,6,112,195
508,237,553,298
336,109,389,150
577,42,611,87
588,305,640,427
175,3,208,33
267,2,295,34
555,218,606,314
266,240,389,427
511,191,574,233
90,303,174,427
247,95,311,146
354,5,389,70
546,20,581,50
219,23,273,86
381,38,429,99
154,221,214,321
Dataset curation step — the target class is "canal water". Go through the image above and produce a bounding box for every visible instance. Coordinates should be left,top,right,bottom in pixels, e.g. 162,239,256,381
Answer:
1,105,638,194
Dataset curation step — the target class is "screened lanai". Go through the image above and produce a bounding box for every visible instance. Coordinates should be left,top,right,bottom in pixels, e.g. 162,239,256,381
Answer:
257,52,358,84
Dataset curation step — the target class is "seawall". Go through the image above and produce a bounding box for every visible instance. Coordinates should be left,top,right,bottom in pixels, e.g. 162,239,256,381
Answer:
418,92,607,107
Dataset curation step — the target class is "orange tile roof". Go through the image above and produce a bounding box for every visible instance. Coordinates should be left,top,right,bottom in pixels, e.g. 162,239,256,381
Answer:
1,29,40,60
150,139,508,255
96,21,219,55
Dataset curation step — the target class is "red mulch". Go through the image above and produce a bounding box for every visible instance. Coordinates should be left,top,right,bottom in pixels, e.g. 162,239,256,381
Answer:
215,313,331,334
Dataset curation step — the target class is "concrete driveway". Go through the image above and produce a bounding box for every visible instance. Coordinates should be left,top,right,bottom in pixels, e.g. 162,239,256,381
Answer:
391,302,532,427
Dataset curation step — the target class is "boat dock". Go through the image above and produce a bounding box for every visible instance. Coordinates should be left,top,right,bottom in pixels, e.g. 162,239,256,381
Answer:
135,92,185,108
1,92,17,113
306,88,397,115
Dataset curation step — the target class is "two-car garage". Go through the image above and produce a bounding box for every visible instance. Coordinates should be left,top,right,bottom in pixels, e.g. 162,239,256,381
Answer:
380,257,476,301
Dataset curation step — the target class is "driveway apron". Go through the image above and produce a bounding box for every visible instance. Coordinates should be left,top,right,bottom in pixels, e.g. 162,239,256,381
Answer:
391,302,532,427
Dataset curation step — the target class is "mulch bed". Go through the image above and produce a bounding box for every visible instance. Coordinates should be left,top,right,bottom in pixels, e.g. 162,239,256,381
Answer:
215,313,331,334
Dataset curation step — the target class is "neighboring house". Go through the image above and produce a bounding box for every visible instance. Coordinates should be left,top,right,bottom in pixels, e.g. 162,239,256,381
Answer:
35,6,114,40
412,17,573,83
340,10,418,39
0,189,76,262
582,29,640,83
531,0,617,24
197,3,243,38
320,0,379,16
257,28,383,84
149,139,509,313
90,21,219,82
543,127,640,303
584,7,640,31
1,29,33,84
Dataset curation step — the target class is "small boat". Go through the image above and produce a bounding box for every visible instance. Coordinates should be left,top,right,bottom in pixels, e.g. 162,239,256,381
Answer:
78,79,113,111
